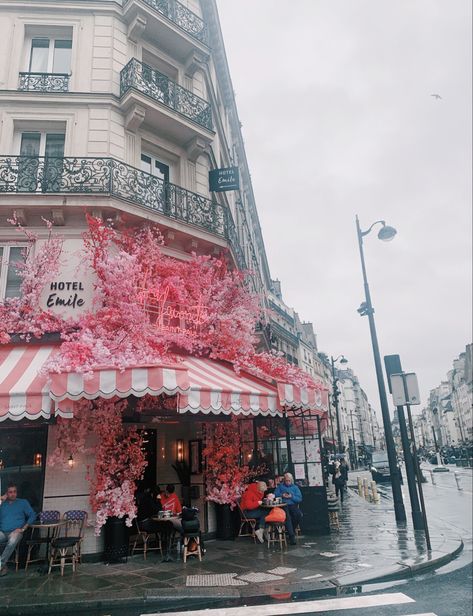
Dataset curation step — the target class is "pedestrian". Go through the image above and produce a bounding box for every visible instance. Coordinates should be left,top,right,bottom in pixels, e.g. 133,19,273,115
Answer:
0,483,36,576
334,463,347,504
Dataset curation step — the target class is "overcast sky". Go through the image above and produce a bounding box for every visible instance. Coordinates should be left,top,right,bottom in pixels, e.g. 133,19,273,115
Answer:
217,1,472,416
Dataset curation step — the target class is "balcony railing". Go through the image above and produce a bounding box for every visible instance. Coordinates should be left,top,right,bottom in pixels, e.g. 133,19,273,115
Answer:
120,59,213,131
0,155,245,269
124,0,209,46
18,72,70,92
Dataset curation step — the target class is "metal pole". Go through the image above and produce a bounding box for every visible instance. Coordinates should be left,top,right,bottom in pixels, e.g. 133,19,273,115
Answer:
331,357,343,452
316,415,327,485
356,215,406,522
406,404,431,551
284,412,294,475
350,412,357,469
397,404,424,530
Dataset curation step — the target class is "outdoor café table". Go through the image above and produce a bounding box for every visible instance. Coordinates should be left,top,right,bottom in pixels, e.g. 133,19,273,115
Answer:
28,520,67,572
151,516,180,562
260,502,287,508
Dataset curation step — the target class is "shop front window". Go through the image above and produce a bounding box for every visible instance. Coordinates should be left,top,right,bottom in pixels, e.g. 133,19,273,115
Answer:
0,426,48,511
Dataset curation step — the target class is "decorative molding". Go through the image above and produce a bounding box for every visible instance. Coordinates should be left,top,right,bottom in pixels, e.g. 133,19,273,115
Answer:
184,51,209,77
186,136,208,162
13,208,26,226
51,209,65,226
127,14,147,43
125,104,146,131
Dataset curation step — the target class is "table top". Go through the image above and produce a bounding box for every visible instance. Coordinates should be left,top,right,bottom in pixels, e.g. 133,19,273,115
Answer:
151,515,181,522
261,502,287,508
30,520,67,529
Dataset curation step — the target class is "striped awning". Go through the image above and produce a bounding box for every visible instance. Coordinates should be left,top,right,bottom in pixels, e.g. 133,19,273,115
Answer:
0,345,56,422
277,382,329,413
50,362,190,406
178,357,280,416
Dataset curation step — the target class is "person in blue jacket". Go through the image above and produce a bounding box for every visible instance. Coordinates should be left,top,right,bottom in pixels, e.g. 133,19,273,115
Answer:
274,472,303,545
0,483,36,576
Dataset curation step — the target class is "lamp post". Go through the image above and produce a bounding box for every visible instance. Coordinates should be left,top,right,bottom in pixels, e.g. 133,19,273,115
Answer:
331,355,348,452
349,411,358,469
355,215,406,523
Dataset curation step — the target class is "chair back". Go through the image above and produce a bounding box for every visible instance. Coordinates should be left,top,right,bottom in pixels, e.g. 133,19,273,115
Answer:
63,510,87,538
237,502,251,522
39,510,61,524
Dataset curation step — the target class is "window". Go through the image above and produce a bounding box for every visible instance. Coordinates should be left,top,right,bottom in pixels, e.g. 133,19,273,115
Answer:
140,153,170,183
29,37,72,74
0,245,24,299
17,131,65,192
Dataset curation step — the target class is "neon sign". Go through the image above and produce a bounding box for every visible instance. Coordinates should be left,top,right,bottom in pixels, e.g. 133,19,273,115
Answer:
137,283,209,338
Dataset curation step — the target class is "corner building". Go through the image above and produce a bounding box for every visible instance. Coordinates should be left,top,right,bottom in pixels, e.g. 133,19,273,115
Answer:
0,0,329,555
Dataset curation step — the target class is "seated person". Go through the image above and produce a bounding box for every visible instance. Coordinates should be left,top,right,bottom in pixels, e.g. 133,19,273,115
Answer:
0,483,36,576
181,506,205,554
274,472,303,545
240,480,267,543
135,487,162,534
160,484,182,515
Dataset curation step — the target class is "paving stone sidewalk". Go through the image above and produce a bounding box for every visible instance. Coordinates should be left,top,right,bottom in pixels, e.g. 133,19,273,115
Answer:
0,489,463,614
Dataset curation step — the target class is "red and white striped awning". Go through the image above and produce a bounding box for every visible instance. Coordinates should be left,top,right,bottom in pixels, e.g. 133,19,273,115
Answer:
50,362,190,407
0,345,56,422
178,357,280,416
277,382,329,413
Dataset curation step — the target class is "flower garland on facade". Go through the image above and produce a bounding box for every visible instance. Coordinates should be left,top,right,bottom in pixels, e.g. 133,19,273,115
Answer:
202,420,263,508
49,398,147,534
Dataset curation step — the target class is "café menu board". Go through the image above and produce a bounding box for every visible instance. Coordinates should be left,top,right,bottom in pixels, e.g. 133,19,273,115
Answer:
290,438,321,463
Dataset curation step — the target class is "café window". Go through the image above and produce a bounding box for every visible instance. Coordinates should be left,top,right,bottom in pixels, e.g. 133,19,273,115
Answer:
239,417,289,477
0,245,24,300
0,427,48,512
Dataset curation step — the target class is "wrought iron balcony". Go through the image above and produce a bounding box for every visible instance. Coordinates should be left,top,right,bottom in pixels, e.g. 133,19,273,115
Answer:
0,155,245,269
124,0,209,46
120,59,212,131
18,72,70,93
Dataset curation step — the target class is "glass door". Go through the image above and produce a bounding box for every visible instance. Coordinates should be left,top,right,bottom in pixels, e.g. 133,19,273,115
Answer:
43,133,65,192
18,132,65,192
141,153,170,213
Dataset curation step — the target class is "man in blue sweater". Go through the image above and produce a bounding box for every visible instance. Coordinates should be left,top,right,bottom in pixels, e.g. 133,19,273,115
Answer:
274,472,303,545
0,483,36,575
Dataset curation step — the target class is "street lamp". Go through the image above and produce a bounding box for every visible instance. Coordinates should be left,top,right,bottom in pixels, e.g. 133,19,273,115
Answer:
331,355,348,453
355,215,407,523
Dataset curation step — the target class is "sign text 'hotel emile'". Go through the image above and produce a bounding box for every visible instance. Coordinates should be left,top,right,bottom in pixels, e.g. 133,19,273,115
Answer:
209,166,240,192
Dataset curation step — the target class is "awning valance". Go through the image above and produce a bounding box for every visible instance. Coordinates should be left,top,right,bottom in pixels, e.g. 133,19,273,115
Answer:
178,357,280,416
277,382,329,413
50,363,190,404
0,345,56,422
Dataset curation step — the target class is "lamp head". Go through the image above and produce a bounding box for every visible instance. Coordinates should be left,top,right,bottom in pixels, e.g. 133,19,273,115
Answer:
377,224,397,242
339,356,348,365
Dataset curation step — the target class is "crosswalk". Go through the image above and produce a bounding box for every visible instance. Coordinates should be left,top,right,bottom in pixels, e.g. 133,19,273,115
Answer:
143,592,438,616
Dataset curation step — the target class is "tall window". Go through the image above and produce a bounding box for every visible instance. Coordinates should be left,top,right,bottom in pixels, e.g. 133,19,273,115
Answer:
0,246,24,299
29,37,72,74
18,131,65,192
141,153,170,212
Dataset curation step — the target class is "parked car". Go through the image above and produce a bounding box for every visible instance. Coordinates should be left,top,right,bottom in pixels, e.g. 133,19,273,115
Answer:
371,451,403,483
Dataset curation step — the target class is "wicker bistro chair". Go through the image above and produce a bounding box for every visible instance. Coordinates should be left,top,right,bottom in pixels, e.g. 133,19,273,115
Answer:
48,510,87,576
0,539,20,572
237,503,257,542
25,510,61,571
266,521,287,550
327,494,340,532
130,518,162,560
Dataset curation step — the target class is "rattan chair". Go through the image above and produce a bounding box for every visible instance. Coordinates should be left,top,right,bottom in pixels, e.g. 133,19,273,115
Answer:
25,510,61,571
130,519,162,560
48,510,87,576
237,503,257,542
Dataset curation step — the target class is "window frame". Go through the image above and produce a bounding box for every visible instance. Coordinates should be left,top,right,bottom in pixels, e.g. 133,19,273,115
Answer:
26,34,72,75
0,244,26,300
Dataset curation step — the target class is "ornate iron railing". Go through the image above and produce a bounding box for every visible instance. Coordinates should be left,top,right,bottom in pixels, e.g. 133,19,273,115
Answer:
124,0,209,46
18,72,70,92
120,59,212,131
0,156,229,238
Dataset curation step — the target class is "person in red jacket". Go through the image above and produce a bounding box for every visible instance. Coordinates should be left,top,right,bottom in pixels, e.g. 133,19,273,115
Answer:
240,481,267,543
160,484,182,515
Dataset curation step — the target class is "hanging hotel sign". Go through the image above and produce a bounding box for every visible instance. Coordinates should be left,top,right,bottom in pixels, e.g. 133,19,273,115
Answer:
137,283,209,338
209,166,240,192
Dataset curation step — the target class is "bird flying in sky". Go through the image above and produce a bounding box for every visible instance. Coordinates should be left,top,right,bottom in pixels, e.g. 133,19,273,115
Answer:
431,94,443,100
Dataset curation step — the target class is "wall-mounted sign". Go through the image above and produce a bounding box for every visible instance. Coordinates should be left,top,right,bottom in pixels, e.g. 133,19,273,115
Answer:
39,239,94,318
209,166,240,192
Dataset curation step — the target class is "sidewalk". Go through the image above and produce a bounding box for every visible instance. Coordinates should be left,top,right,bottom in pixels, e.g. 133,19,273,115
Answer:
0,489,463,615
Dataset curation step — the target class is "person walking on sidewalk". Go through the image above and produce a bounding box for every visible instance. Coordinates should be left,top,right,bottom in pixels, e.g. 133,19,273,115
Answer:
334,459,348,504
274,472,303,545
0,483,36,576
